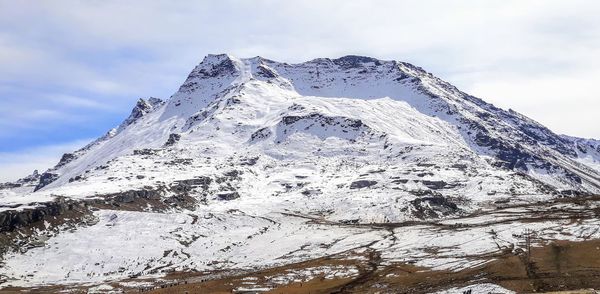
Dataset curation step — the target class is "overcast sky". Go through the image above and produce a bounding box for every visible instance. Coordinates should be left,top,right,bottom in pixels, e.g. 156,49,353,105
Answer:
1,0,599,181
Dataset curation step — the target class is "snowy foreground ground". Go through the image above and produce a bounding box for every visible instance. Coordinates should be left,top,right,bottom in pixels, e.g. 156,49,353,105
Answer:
2,194,600,293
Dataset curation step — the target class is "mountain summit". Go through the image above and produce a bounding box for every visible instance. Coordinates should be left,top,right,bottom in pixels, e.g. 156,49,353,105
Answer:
1,54,600,289
19,54,600,195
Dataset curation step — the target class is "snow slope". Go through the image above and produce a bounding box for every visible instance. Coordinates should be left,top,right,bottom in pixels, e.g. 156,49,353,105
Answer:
1,54,599,288
16,54,600,198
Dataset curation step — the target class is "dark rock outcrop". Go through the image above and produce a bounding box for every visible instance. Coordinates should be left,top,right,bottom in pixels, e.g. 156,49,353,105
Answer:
350,180,377,189
256,64,278,79
121,98,164,129
172,177,212,191
133,149,159,156
217,192,240,200
56,153,77,168
0,198,86,233
104,189,163,204
164,133,181,147
333,55,382,68
34,172,59,192
421,180,458,190
409,195,460,219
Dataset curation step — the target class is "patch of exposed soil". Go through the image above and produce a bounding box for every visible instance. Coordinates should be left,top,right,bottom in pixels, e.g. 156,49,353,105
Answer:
142,239,600,294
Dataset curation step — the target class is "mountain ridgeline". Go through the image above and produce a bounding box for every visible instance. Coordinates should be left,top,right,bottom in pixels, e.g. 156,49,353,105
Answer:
10,54,600,197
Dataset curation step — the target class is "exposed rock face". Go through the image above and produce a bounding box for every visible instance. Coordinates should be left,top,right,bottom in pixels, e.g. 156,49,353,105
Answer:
0,176,214,257
217,192,240,200
0,198,87,233
280,114,366,130
192,56,238,79
164,133,181,147
173,177,213,191
256,64,278,79
409,195,461,219
3,175,215,234
103,189,164,204
421,180,455,190
133,148,160,156
56,153,78,168
350,180,378,189
333,55,382,68
120,97,164,130
34,172,59,192
0,182,21,189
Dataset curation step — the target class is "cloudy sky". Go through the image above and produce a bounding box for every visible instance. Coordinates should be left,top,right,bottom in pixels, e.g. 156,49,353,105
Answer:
1,0,599,181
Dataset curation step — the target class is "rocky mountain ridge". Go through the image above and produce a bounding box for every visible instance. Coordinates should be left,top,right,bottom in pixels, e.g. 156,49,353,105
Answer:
5,54,599,197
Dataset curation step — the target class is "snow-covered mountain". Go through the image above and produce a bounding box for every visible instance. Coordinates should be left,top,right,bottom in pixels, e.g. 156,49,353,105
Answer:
8,54,600,199
1,54,599,289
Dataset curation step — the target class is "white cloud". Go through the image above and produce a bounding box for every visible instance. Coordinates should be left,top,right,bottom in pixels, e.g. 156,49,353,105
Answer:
45,94,113,110
463,69,600,139
0,0,598,140
0,139,92,182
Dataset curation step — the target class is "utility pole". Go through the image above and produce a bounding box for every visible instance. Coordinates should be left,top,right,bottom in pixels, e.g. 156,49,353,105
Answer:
525,228,532,263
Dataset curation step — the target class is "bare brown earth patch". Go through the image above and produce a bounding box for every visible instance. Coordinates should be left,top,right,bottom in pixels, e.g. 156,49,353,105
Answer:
142,239,600,293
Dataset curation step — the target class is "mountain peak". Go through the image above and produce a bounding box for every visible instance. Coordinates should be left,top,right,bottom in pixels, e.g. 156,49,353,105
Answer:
118,97,164,131
200,53,239,64
332,55,386,67
196,53,243,77
162,54,246,118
